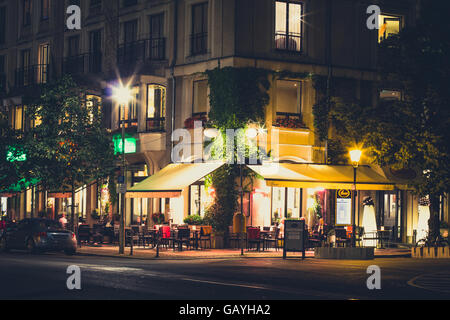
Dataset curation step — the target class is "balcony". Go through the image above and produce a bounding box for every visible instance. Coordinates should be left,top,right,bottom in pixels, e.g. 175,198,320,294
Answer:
63,52,102,75
275,33,302,52
117,38,166,67
190,33,207,56
118,119,138,130
273,112,306,129
146,117,165,132
15,64,51,88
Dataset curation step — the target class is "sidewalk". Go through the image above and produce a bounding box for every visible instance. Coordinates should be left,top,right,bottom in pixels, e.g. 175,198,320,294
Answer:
77,244,411,260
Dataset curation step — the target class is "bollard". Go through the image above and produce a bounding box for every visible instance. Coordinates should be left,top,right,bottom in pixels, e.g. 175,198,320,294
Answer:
130,229,133,256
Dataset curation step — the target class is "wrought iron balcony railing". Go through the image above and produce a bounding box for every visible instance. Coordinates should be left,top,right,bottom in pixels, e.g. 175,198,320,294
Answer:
146,117,165,132
63,52,102,75
117,38,166,66
15,64,50,88
275,33,302,52
190,32,207,56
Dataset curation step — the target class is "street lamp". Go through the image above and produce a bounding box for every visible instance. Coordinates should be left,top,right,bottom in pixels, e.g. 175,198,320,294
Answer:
349,149,362,247
112,84,133,255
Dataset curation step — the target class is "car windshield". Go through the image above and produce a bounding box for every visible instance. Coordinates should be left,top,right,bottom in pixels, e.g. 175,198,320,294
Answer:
35,220,62,230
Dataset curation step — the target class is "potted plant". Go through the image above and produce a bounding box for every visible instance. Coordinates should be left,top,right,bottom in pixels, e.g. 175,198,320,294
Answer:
91,209,100,221
152,212,165,225
183,215,204,226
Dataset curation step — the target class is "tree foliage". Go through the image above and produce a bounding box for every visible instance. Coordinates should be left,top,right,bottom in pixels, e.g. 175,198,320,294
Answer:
324,1,449,225
24,75,115,223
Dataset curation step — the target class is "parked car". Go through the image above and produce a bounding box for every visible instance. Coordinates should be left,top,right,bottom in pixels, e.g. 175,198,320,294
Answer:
0,218,77,255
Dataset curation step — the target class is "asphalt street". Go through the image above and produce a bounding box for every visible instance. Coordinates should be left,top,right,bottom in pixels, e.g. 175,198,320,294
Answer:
0,251,449,300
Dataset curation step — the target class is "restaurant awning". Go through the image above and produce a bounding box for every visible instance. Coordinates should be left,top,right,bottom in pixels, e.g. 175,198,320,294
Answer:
248,163,398,191
126,162,224,198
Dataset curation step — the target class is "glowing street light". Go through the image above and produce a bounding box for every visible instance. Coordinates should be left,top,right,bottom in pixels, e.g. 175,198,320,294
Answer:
349,148,362,247
112,83,133,255
112,84,133,105
349,149,362,168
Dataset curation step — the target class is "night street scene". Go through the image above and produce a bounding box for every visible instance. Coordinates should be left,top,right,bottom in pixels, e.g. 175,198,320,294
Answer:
0,0,449,310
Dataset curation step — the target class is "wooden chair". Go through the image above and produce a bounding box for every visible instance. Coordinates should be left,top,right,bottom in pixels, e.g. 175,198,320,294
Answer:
263,228,280,251
173,228,191,251
334,228,349,247
77,224,91,246
199,226,212,249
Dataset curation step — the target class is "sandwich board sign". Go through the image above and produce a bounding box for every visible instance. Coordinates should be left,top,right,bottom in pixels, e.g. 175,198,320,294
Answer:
283,219,306,260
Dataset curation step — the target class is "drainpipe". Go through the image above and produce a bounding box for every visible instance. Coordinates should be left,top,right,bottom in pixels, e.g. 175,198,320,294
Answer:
325,0,333,164
170,0,179,155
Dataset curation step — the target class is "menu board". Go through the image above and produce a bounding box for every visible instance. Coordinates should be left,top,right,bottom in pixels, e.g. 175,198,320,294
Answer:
283,220,306,259
336,189,352,225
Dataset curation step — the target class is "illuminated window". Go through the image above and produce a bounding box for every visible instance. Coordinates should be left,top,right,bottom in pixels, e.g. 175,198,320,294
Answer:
118,86,139,128
276,80,301,114
146,84,166,131
380,89,401,101
272,187,301,224
10,106,24,130
275,0,303,52
189,184,209,217
193,80,208,115
378,14,401,43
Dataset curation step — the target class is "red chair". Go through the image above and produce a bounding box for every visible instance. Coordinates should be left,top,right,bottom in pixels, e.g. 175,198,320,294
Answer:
247,227,263,251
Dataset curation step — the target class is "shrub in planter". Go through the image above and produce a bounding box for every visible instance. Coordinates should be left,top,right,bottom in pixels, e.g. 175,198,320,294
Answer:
183,215,204,226
91,209,100,220
152,212,165,224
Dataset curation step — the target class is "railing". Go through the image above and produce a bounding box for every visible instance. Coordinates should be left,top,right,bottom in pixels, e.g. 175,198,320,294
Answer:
190,33,208,55
88,52,102,73
117,38,166,66
274,112,305,129
146,117,165,132
275,33,302,52
119,119,138,129
63,55,86,75
63,52,102,75
15,64,50,88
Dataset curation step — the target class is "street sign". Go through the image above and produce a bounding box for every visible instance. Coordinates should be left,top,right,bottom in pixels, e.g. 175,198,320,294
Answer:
118,184,127,194
283,219,306,260
118,176,125,184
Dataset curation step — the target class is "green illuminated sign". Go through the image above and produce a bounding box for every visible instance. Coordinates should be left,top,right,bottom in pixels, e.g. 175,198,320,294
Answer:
113,134,137,155
6,147,27,162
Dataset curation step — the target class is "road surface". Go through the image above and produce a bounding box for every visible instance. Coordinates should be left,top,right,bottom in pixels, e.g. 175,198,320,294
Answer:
1,251,449,300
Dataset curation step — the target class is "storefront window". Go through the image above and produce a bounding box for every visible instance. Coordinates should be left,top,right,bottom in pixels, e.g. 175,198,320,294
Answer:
272,187,301,224
189,185,209,217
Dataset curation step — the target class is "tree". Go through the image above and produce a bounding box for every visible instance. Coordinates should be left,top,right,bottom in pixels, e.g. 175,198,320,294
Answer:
0,109,25,191
204,67,270,235
327,0,450,241
25,75,115,229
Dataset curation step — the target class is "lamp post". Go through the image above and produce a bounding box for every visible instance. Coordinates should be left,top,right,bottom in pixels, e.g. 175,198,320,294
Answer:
349,149,362,247
112,84,133,255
